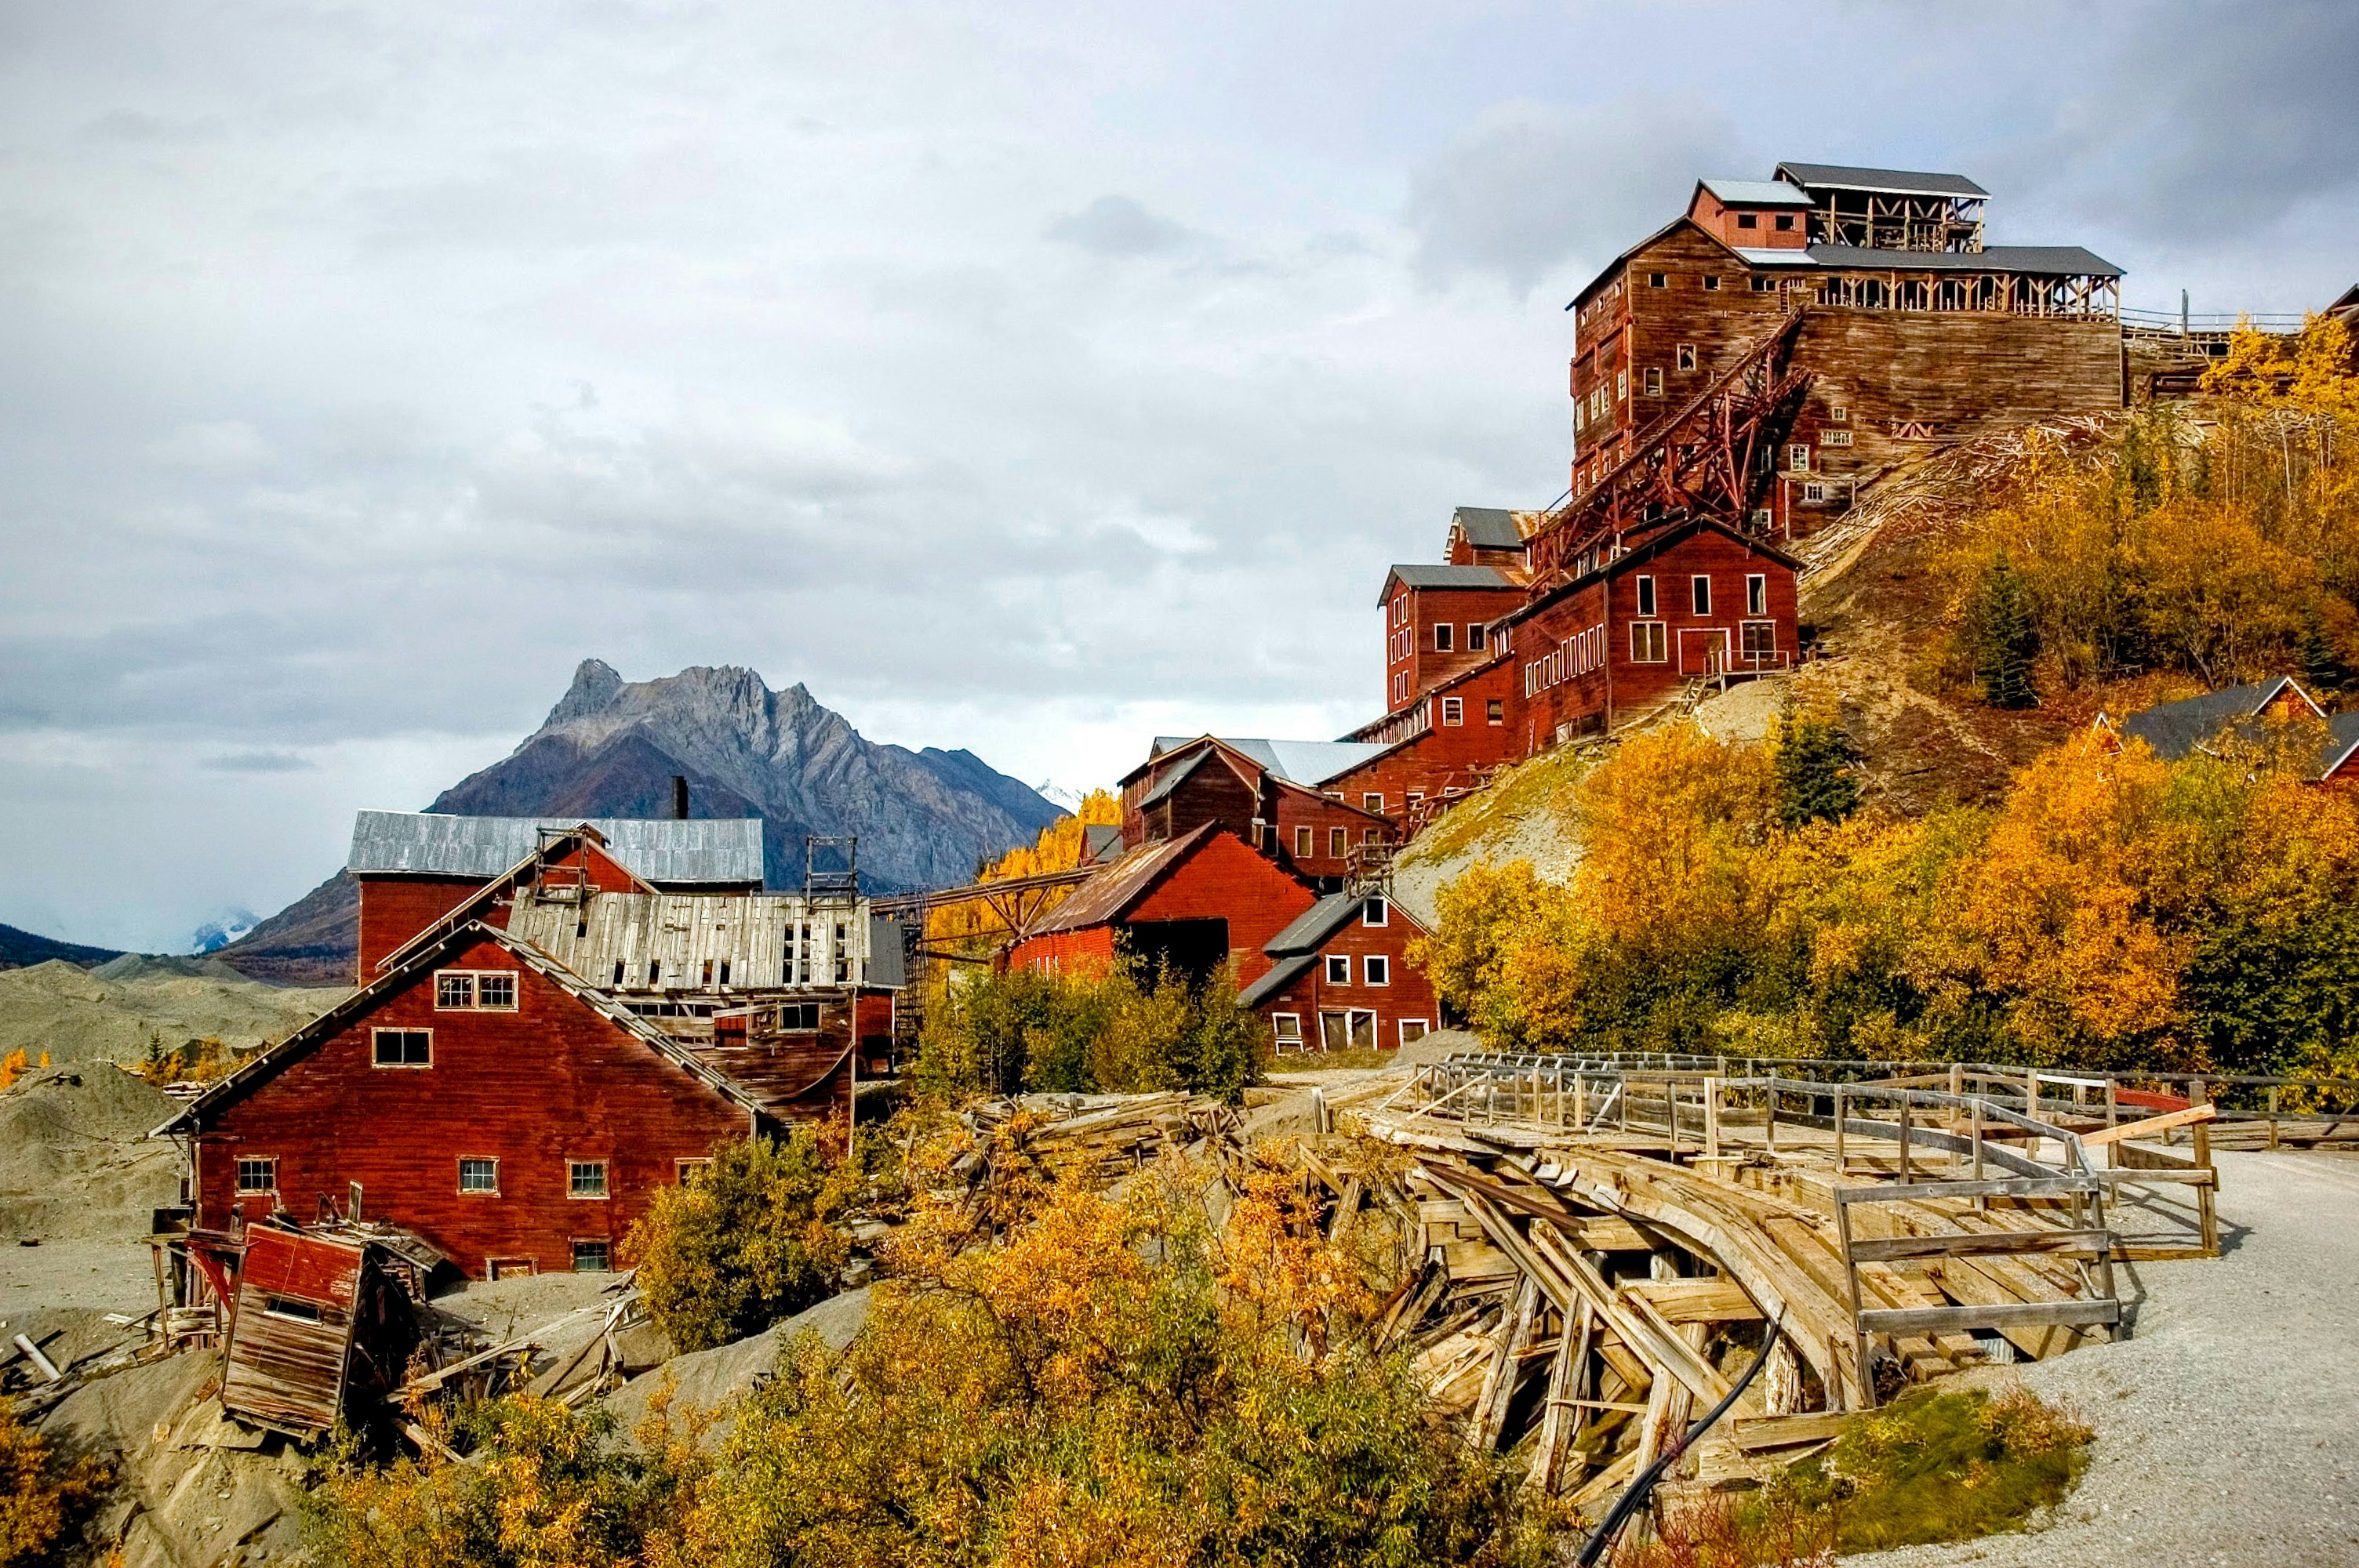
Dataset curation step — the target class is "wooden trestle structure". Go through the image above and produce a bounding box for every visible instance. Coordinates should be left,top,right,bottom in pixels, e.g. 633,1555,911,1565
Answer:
1329,1051,2260,1502
1525,310,1810,591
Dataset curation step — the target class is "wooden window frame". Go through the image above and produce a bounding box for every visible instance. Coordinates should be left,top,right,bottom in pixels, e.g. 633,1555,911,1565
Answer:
1293,825,1313,858
434,969,518,1011
1441,696,1463,725
1824,430,1852,447
458,1156,500,1196
1647,272,1667,288
1776,213,1795,232
1270,1013,1303,1047
1747,574,1767,616
1692,575,1712,615
1750,276,1775,292
1740,621,1778,661
1363,896,1388,928
1788,444,1810,473
1630,622,1668,663
1398,1018,1430,1046
1703,274,1721,291
1736,212,1757,230
572,1240,612,1273
372,1027,432,1069
1677,343,1696,372
1363,955,1390,987
567,1160,609,1200
1486,699,1504,725
1362,793,1384,814
1324,954,1350,985
1327,826,1347,858
1634,575,1656,616
235,1156,277,1195
1467,622,1486,650
1433,622,1452,652
1803,481,1829,503
1643,367,1663,396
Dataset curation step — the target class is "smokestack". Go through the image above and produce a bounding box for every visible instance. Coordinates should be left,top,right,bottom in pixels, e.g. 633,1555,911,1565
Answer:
671,775,689,820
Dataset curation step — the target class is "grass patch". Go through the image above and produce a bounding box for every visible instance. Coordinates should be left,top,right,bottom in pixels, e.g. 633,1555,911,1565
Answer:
1614,1384,2093,1566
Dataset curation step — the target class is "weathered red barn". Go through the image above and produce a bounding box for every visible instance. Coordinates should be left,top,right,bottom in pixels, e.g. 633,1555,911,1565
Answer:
350,812,764,981
1121,737,1394,887
1005,824,1315,989
160,921,775,1279
1378,564,1525,713
1239,891,1439,1053
1501,517,1801,750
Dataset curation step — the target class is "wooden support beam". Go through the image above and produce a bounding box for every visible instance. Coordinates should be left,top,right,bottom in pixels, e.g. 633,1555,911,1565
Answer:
2078,1103,2216,1149
1855,1298,2121,1336
1842,1228,2113,1263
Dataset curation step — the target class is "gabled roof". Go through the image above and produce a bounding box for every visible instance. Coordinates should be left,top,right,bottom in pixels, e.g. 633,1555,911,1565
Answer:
1773,162,1990,199
1451,506,1528,550
1807,243,2122,278
371,823,660,975
152,921,769,1138
349,811,763,884
2317,713,2359,781
1137,746,1218,808
1266,891,1423,956
1237,953,1318,1011
1699,178,1813,208
1377,563,1518,602
1081,824,1125,864
1027,824,1225,936
2121,677,2322,760
1501,516,1801,630
1147,735,1393,789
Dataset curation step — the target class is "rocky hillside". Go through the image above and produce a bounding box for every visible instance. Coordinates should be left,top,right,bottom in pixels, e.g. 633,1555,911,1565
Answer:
217,661,1062,985
0,921,122,973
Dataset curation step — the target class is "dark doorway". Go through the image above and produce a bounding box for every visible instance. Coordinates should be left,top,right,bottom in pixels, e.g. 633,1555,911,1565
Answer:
1119,918,1230,989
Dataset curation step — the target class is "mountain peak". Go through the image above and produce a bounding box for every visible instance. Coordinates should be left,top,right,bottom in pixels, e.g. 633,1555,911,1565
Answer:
543,658,625,728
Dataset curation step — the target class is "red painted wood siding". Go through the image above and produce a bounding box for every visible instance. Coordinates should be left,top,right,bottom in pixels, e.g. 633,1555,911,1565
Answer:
354,842,648,981
1330,661,1525,822
1383,583,1522,711
1005,925,1120,976
1252,902,1441,1051
195,934,751,1279
1126,833,1315,988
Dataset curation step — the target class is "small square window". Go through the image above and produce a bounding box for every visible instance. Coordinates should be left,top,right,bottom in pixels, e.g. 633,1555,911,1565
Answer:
459,1158,499,1194
1634,575,1657,617
1324,955,1350,985
1441,696,1463,725
1830,406,1848,423
568,1161,609,1200
1677,344,1696,372
1364,955,1390,986
475,972,515,1009
1398,1019,1430,1046
373,1028,431,1067
1750,276,1775,292
1272,1014,1303,1045
1747,575,1768,616
1486,699,1504,725
1776,213,1795,232
1788,444,1811,473
572,1240,611,1273
1648,272,1667,288
236,1157,276,1194
1803,481,1829,503
1692,575,1712,615
1364,827,1381,844
1631,622,1668,663
1703,275,1721,291
1736,212,1757,230
1433,622,1452,652
1328,827,1347,858
436,972,474,1009
1362,793,1384,814
1363,897,1388,927
1742,622,1778,660
1294,825,1313,857
1467,622,1486,650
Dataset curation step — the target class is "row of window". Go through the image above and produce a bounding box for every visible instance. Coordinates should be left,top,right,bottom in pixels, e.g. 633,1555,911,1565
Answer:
234,1155,712,1201
1292,824,1383,858
1630,573,1771,619
1321,953,1390,986
1428,622,1488,654
1271,1013,1430,1051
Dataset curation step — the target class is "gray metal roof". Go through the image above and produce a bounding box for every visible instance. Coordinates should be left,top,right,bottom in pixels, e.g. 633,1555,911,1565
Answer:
1081,823,1125,863
1263,891,1419,957
1137,747,1214,809
1237,952,1318,1011
1146,735,1394,789
1774,162,1990,199
1805,244,2123,278
348,811,763,884
1451,506,1527,549
1732,247,1820,267
1700,178,1813,207
1378,563,1516,603
2120,678,2317,760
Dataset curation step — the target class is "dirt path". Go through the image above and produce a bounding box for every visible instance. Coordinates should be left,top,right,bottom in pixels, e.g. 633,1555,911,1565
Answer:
1864,1151,2359,1566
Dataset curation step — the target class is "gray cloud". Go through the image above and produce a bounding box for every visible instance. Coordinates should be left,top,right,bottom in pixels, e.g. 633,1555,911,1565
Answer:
1406,94,1746,294
203,750,316,773
1045,194,1197,257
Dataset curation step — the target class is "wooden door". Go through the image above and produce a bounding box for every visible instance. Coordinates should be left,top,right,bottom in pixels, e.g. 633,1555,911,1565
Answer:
1678,627,1728,676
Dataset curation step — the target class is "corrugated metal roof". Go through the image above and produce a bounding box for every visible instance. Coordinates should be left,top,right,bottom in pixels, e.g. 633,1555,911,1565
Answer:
1266,892,1368,956
1805,243,2123,278
1138,747,1214,809
1081,824,1125,864
1378,564,1516,603
348,811,763,884
1732,247,1819,267
1146,737,1392,789
1238,952,1318,1011
507,892,894,993
1452,506,1527,549
2120,678,2320,761
1775,162,1990,199
1028,824,1219,936
1700,178,1813,207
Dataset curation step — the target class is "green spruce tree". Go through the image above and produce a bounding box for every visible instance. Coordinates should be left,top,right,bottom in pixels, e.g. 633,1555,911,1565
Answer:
2299,606,2350,701
1971,553,2040,710
1775,700,1862,828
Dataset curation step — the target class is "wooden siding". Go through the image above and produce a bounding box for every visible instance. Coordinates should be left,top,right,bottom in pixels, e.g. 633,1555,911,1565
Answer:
195,933,753,1279
1125,831,1314,988
1329,659,1524,821
508,891,878,993
1253,902,1441,1052
1383,583,1523,712
356,876,487,982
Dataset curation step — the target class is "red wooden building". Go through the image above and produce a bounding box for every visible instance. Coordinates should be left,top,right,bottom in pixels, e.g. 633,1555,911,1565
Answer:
1379,564,1524,713
350,811,763,980
1239,891,1439,1053
1121,737,1395,887
1444,506,1534,581
1005,823,1314,989
159,921,772,1280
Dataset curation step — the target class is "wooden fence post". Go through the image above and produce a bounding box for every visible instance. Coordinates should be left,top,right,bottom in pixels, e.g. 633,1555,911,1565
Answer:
1704,1076,1721,1160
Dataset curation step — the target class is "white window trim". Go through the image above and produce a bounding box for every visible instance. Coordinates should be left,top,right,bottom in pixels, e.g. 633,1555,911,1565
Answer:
1398,1019,1430,1047
1364,896,1389,928
1747,573,1768,617
1630,621,1668,663
1324,954,1351,985
1362,793,1384,814
1294,826,1313,857
1270,1013,1303,1046
434,968,519,1012
1363,955,1390,987
1441,696,1463,725
1634,575,1656,617
571,1240,612,1273
1327,828,1347,858
567,1160,609,1200
458,1156,500,1196
371,1026,432,1069
1433,622,1452,652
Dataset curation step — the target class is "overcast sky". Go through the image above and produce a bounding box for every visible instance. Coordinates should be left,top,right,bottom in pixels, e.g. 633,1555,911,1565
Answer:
3,0,2354,952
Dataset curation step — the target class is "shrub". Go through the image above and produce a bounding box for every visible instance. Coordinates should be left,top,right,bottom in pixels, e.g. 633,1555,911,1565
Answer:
625,1128,867,1352
0,1395,109,1568
916,958,1269,1102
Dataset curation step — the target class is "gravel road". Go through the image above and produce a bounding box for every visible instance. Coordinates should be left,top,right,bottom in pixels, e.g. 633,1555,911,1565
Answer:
1863,1151,2359,1567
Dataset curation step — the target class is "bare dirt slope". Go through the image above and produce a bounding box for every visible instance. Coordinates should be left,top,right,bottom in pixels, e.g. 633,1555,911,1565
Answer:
1864,1151,2359,1568
0,958,344,1069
